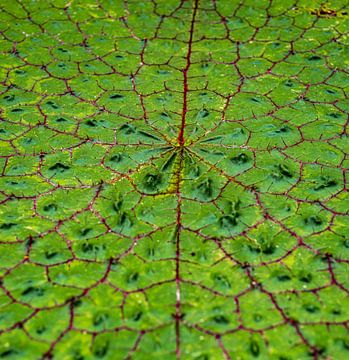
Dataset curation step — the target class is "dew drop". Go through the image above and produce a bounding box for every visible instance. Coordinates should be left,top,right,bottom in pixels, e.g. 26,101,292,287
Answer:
85,119,97,127
230,153,249,165
109,153,122,163
132,311,143,321
212,315,229,324
304,215,322,226
277,274,291,282
93,343,109,358
308,55,322,61
299,273,312,283
119,123,136,134
109,94,123,99
250,340,260,357
196,178,213,199
43,203,57,212
45,251,57,259
48,162,70,172
303,304,319,313
143,173,162,192
219,214,238,229
3,94,15,102
93,313,109,326
127,272,139,283
0,223,17,230
55,117,67,122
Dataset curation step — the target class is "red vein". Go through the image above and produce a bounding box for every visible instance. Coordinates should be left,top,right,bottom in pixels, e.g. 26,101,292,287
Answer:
175,1,199,357
178,0,199,147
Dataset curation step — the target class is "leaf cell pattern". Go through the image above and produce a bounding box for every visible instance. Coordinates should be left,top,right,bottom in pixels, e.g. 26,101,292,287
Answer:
0,0,349,359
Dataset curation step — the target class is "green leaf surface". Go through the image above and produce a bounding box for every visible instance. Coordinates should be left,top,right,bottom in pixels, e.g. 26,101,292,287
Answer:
0,0,348,359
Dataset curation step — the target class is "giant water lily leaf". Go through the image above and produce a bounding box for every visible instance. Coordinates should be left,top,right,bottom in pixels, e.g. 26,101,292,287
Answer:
0,0,349,359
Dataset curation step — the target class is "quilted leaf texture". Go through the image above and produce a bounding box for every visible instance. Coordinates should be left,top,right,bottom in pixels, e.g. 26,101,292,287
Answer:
0,0,349,359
